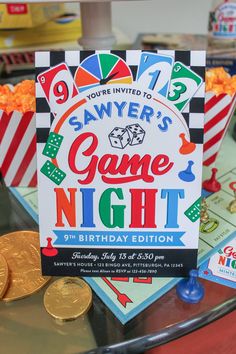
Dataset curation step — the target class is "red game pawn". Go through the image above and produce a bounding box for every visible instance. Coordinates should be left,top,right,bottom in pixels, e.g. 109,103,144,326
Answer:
42,237,58,257
179,133,196,155
202,167,221,192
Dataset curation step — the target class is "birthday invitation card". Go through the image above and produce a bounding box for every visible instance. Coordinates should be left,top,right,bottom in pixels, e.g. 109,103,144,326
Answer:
36,50,206,277
199,238,236,289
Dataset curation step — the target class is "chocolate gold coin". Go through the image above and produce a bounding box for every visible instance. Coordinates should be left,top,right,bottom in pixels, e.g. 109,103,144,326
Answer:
0,254,9,299
0,231,51,302
44,277,92,321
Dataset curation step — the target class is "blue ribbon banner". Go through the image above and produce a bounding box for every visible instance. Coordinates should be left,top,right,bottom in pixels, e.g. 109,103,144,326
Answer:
53,230,185,247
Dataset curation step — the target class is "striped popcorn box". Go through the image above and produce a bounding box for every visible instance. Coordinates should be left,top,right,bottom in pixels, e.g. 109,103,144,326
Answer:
203,91,236,166
0,110,37,187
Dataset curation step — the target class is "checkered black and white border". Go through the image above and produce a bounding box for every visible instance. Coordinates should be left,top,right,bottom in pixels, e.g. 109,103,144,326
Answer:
35,50,206,145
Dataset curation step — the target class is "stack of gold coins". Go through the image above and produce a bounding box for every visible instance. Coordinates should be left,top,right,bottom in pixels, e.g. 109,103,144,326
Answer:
0,231,93,321
0,230,51,301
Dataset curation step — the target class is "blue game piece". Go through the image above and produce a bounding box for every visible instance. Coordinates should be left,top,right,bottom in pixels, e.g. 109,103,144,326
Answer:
178,160,195,182
176,269,204,304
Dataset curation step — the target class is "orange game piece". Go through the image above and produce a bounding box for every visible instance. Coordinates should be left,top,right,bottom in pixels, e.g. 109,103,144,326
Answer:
179,133,196,155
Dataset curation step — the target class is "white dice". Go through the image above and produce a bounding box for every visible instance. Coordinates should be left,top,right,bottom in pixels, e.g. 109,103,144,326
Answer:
108,124,145,149
108,127,130,149
126,124,145,146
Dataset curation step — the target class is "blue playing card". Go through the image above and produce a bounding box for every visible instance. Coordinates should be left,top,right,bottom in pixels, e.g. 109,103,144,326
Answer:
137,52,174,97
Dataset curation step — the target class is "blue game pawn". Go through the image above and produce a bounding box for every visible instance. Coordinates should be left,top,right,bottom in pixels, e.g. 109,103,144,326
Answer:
178,160,195,182
176,269,204,304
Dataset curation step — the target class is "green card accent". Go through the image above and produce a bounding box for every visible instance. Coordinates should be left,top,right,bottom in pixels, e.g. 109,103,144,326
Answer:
184,197,201,222
168,62,202,111
40,160,66,185
99,53,119,79
42,132,64,159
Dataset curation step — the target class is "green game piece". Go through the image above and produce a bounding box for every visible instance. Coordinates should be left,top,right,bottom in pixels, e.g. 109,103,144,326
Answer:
47,132,63,147
42,132,64,159
50,168,66,185
40,160,66,185
195,199,201,210
184,197,202,222
43,143,59,158
40,160,56,177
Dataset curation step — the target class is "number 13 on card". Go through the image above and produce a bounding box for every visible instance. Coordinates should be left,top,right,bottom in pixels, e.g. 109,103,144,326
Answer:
37,63,79,116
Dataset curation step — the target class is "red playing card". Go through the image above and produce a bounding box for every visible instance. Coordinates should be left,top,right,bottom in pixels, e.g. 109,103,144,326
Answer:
37,63,79,115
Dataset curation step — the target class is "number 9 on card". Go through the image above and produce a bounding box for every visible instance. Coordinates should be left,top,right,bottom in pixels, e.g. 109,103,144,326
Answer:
37,63,79,116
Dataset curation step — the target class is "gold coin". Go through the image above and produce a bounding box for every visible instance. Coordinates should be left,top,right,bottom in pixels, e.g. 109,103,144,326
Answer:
0,254,9,299
44,277,92,321
0,231,51,302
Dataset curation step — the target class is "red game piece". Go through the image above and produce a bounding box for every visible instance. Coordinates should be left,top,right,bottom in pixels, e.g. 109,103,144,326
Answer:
179,133,196,155
229,181,236,192
228,181,236,213
202,167,221,192
42,237,58,257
